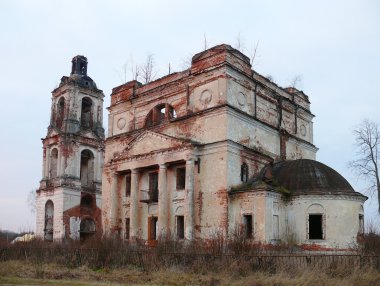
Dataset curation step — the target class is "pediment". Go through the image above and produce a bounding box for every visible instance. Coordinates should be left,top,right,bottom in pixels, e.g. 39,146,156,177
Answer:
115,130,192,159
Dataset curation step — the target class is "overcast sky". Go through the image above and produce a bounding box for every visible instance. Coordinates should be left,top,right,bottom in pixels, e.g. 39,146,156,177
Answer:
0,0,379,232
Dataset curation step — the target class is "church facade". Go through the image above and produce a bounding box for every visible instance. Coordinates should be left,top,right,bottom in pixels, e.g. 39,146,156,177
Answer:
35,56,104,241
101,44,366,248
36,44,367,249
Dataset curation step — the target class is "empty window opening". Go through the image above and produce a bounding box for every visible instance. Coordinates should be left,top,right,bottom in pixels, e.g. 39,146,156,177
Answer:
241,163,248,183
80,63,85,75
44,200,54,241
56,97,65,129
50,148,58,179
176,167,186,190
148,216,158,241
145,104,177,127
80,218,96,241
272,215,279,240
81,97,93,128
176,216,185,239
309,214,323,240
125,174,131,196
125,218,130,239
80,195,93,208
148,172,159,202
243,214,253,239
80,150,94,187
359,214,364,234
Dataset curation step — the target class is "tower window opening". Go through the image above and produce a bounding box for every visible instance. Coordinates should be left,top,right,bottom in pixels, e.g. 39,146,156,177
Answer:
241,163,248,183
56,97,65,129
44,200,54,241
80,150,94,188
81,97,93,128
49,148,58,179
80,194,93,208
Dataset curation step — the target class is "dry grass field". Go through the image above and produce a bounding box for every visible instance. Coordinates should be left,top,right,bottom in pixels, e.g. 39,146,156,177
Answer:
1,260,380,286
1,231,380,286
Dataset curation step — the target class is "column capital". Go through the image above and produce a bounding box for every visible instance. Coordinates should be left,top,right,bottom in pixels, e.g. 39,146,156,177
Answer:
159,163,167,170
131,168,139,174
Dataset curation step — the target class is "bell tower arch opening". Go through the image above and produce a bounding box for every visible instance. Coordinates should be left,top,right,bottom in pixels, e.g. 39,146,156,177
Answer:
49,148,58,179
44,200,54,241
80,149,94,188
81,97,93,129
56,97,65,129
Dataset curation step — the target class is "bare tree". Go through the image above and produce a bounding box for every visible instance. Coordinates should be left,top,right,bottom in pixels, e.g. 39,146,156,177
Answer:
234,33,246,53
290,75,303,89
27,189,36,214
349,120,380,214
203,33,208,50
139,54,157,84
249,41,260,66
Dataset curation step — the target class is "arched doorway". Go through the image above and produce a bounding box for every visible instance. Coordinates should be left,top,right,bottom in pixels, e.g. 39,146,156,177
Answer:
44,200,54,241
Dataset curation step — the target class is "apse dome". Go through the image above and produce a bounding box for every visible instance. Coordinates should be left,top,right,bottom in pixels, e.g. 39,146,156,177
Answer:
261,159,360,195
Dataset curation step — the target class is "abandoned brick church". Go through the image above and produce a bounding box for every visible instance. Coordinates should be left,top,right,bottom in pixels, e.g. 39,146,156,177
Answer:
36,44,367,249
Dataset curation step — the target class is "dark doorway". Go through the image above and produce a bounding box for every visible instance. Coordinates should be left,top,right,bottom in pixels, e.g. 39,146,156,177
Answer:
148,216,158,241
243,214,253,239
176,216,185,239
309,214,323,239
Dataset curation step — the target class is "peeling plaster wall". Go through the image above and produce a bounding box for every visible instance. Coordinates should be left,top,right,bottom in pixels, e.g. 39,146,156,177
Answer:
102,44,324,243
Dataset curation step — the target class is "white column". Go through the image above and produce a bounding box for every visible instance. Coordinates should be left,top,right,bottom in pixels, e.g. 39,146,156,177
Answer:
130,169,139,239
185,159,195,240
42,147,47,179
45,147,50,179
110,173,118,230
158,164,168,239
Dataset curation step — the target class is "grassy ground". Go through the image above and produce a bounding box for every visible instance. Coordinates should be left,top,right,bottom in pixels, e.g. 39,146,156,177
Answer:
1,260,380,286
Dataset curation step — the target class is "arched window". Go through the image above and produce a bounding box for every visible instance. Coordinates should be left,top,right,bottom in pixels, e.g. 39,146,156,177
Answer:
241,163,248,183
80,150,94,187
44,200,54,241
50,148,58,179
80,194,93,208
81,97,93,128
56,97,65,129
145,104,177,127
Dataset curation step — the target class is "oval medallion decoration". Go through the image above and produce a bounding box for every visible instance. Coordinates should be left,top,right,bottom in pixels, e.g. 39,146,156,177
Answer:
300,124,307,136
117,118,126,130
237,92,246,106
200,90,212,106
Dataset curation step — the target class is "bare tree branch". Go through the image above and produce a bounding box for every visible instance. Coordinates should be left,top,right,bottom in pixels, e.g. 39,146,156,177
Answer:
139,54,157,84
349,119,380,214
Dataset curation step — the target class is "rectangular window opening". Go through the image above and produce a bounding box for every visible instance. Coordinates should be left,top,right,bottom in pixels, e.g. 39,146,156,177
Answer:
243,214,253,239
359,214,364,234
149,172,159,202
273,215,279,240
176,167,186,190
309,214,323,240
125,174,131,197
176,216,185,239
125,218,130,239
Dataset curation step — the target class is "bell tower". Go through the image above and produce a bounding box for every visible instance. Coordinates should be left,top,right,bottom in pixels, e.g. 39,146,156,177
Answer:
36,56,104,241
